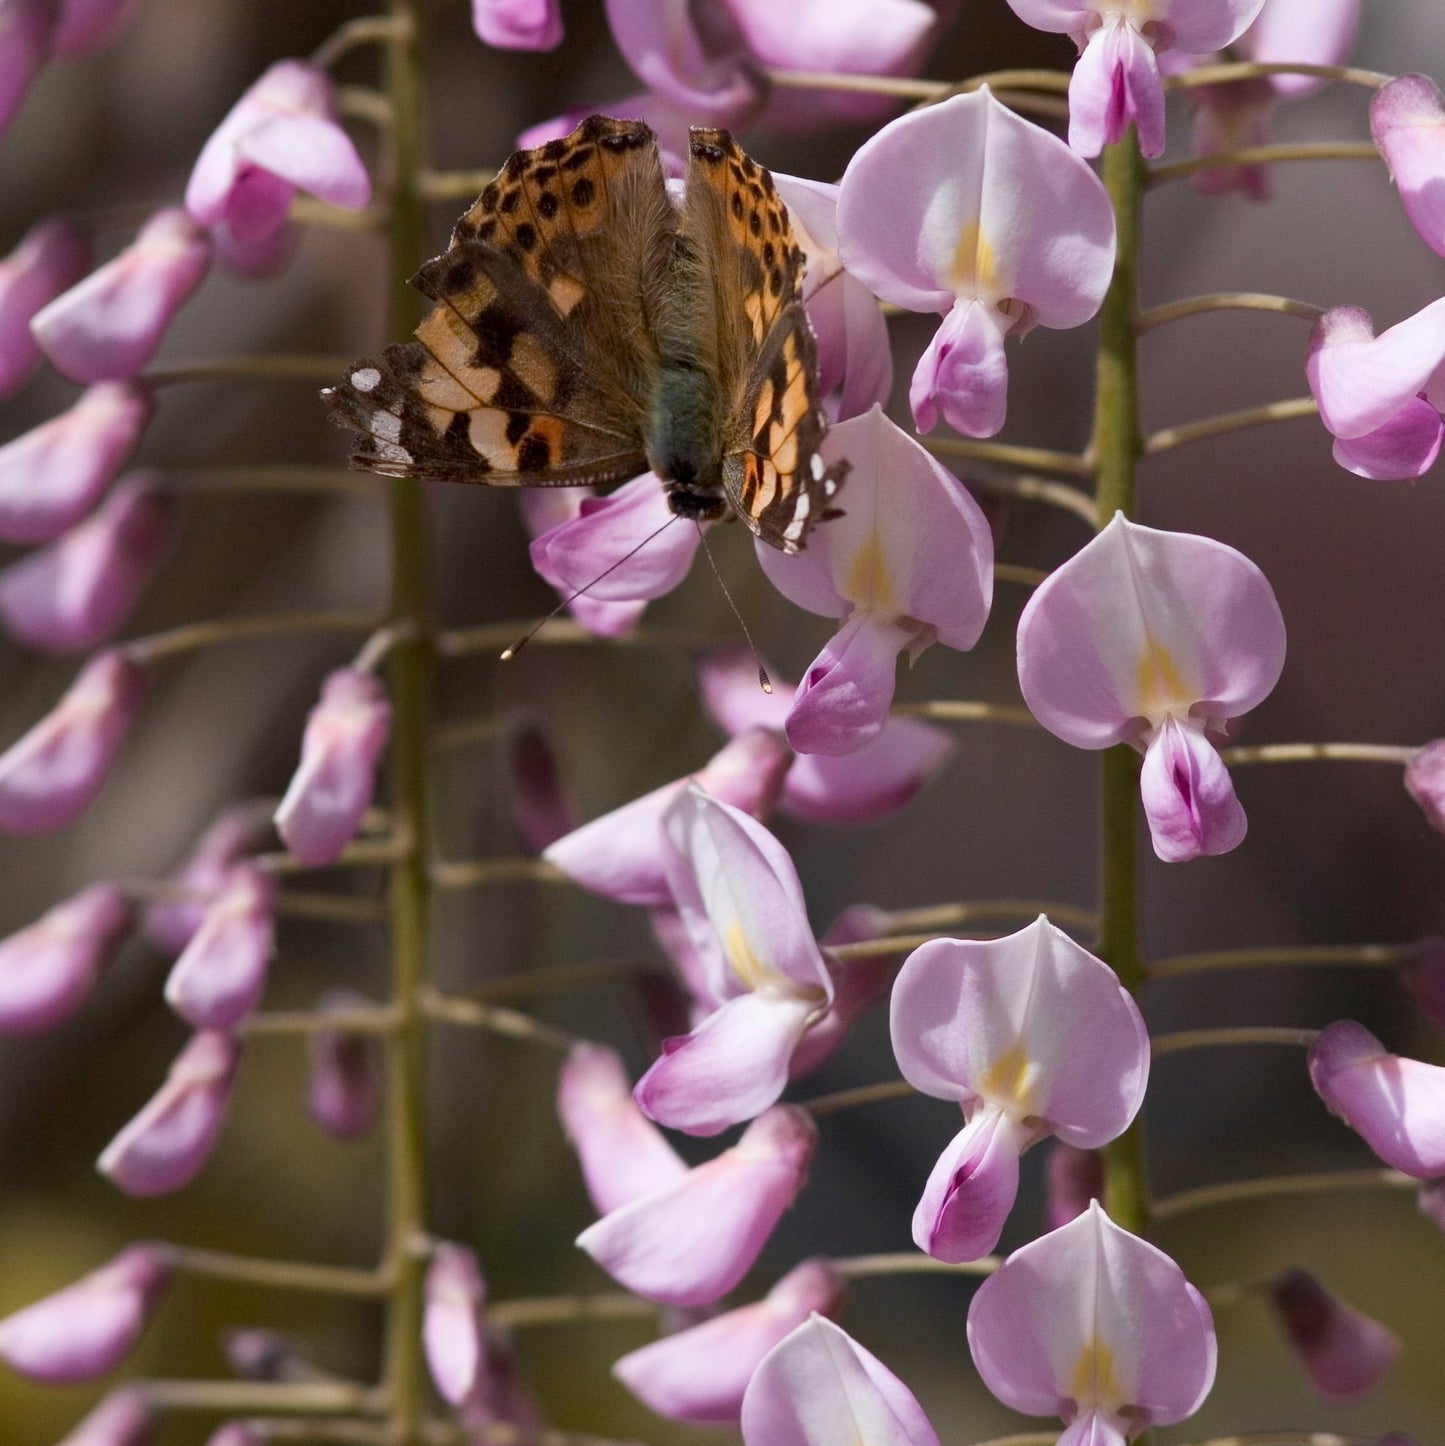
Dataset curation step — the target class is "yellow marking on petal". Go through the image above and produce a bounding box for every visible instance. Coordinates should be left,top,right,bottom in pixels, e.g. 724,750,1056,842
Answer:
1135,633,1190,720
844,536,896,614
725,919,770,992
980,1041,1039,1113
1068,1336,1126,1413
950,220,997,299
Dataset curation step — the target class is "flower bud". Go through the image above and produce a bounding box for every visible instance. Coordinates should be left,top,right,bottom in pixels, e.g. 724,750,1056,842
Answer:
274,668,391,866
0,381,152,543
507,722,578,854
57,1388,155,1445
0,882,131,1034
1417,1177,1445,1234
0,649,145,833
0,474,176,653
1268,1269,1400,1401
472,0,562,49
222,1327,325,1383
163,863,275,1029
0,1245,169,1382
308,989,381,1140
0,0,54,137
1372,74,1445,258
1405,740,1445,833
0,218,90,396
98,1029,240,1195
424,1244,487,1407
32,210,211,382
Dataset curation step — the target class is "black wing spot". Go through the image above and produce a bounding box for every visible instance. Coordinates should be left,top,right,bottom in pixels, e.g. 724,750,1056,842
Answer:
476,218,498,242
571,176,595,207
769,267,783,297
536,192,560,220
541,139,568,161
532,164,557,184
518,434,551,471
749,210,763,237
731,192,745,221
514,222,539,251
762,241,775,267
505,411,530,446
564,146,596,171
499,188,521,214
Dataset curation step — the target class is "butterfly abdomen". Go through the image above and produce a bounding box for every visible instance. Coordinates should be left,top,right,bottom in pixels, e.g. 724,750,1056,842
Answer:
647,360,729,522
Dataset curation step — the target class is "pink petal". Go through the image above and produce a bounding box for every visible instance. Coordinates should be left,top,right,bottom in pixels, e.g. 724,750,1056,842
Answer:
782,719,954,824
31,209,211,383
235,113,372,212
1407,741,1445,832
1308,1019,1445,1177
275,668,391,866
163,862,275,1029
0,649,145,832
97,1029,240,1196
0,0,53,137
1332,399,1444,481
424,1244,487,1407
909,299,1010,437
913,1108,1032,1263
1242,0,1361,99
0,882,131,1035
0,473,176,653
635,991,817,1136
1017,514,1286,748
544,728,791,907
558,1043,688,1215
0,218,91,396
0,381,152,543
740,1314,941,1446
471,0,562,49
576,1106,816,1307
1160,0,1269,52
1268,1269,1400,1401
0,1245,168,1383
967,1202,1217,1429
210,216,298,279
1068,19,1166,158
307,989,381,1140
786,614,913,757
1139,716,1247,862
836,88,1115,328
1045,1143,1104,1230
1372,74,1445,258
615,1258,846,1425
56,1389,155,1446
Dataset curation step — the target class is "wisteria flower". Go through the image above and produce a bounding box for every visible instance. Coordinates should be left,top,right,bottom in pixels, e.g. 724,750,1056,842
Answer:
98,1028,241,1195
837,89,1115,437
472,0,562,49
1006,0,1266,157
0,381,152,543
163,862,276,1029
740,1314,940,1446
0,882,131,1035
308,990,381,1140
1267,1269,1400,1401
616,1258,846,1425
1308,1019,1445,1177
0,473,175,653
519,489,649,637
757,407,993,755
56,1389,154,1446
0,648,145,833
1405,741,1445,834
1372,73,1445,259
544,729,791,907
1306,301,1445,481
1017,514,1286,861
634,786,832,1135
424,1244,488,1407
576,1105,816,1306
0,218,90,396
968,1202,1217,1443
31,208,211,383
0,1245,169,1382
891,916,1148,1261
185,60,371,245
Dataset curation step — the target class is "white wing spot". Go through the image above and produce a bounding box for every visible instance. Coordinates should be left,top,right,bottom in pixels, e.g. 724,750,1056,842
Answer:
810,452,825,479
373,411,402,443
375,441,412,464
352,367,381,392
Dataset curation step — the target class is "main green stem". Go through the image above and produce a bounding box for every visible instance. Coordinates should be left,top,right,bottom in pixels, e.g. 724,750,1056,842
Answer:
1092,134,1149,1236
382,3,433,1441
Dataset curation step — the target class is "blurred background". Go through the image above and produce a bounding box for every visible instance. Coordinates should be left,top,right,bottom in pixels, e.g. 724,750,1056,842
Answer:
3,1,1445,1441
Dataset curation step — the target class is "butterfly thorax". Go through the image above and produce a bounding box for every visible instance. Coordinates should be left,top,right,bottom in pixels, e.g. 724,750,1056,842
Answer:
646,360,729,522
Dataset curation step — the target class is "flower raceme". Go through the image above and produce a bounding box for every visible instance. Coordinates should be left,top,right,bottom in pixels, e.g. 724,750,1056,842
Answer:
1017,514,1287,862
836,90,1115,439
756,407,994,756
634,785,833,1136
889,917,1149,1262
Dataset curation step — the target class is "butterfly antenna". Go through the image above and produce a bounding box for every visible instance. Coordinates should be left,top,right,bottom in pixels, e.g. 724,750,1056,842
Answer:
696,523,772,694
501,513,682,662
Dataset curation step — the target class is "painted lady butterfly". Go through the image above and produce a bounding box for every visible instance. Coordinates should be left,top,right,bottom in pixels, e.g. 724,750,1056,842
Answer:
323,114,845,554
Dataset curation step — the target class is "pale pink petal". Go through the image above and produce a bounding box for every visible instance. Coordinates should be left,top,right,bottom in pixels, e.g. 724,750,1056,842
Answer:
576,1106,816,1306
1332,399,1444,482
635,991,816,1136
424,1244,487,1407
307,989,380,1140
1406,741,1445,833
0,882,130,1035
1046,1143,1104,1230
472,0,562,49
1243,0,1361,99
97,1029,239,1195
0,381,152,543
914,1108,1032,1263
31,209,211,383
1139,716,1247,862
235,113,371,212
1161,0,1269,52
275,668,391,866
1308,1019,1445,1177
786,615,912,757
1307,301,1445,440
910,300,1010,437
56,1389,154,1446
558,1043,688,1215
0,649,145,832
1372,74,1445,258
1068,19,1165,158
0,219,90,396
209,216,298,279
1268,1269,1400,1401
0,473,175,653
163,862,275,1029
740,1315,940,1446
615,1258,846,1425
0,1246,168,1383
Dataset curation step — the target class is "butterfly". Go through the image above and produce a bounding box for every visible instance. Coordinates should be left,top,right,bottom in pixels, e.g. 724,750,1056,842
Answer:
322,114,845,554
